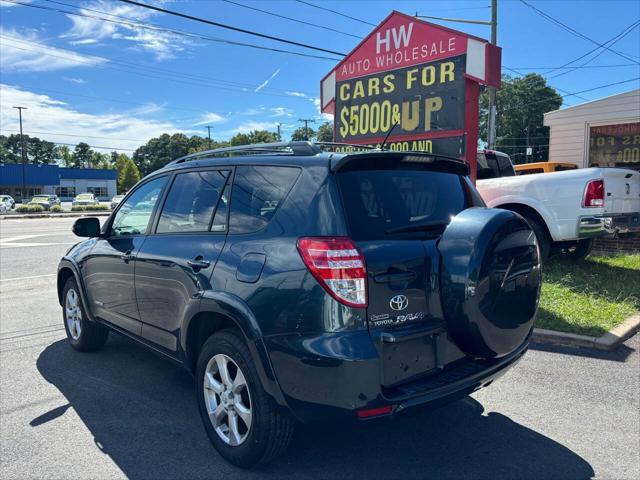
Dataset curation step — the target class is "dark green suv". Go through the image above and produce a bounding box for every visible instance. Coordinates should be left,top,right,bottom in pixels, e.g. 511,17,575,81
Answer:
58,142,541,467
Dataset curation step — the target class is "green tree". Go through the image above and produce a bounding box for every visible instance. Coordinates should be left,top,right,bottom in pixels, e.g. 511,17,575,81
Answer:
229,130,277,146
119,158,141,192
71,142,94,168
480,73,562,163
316,122,334,142
132,133,225,175
291,126,316,141
56,145,74,167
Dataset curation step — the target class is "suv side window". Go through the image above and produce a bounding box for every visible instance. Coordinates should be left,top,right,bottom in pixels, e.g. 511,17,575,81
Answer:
156,170,230,233
110,176,167,236
229,166,300,234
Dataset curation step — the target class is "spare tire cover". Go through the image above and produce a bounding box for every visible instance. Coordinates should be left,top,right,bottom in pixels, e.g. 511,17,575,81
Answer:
439,207,541,359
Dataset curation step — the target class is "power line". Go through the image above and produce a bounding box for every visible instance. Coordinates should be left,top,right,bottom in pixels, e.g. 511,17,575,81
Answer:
221,0,360,39
0,128,149,143
9,0,340,62
518,0,640,64
0,132,137,152
294,0,376,27
117,0,348,56
523,77,640,107
507,63,638,70
547,21,640,79
502,66,590,101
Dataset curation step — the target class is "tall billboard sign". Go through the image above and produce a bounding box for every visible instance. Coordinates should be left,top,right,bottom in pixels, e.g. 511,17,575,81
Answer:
320,11,501,180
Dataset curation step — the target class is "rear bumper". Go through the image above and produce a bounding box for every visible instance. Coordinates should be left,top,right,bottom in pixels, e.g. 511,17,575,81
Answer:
264,329,529,423
579,212,640,238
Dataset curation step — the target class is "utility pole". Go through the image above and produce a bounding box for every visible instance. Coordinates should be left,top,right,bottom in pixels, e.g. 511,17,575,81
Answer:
415,0,498,148
487,0,498,149
298,118,315,141
12,106,28,202
276,123,282,141
205,126,213,149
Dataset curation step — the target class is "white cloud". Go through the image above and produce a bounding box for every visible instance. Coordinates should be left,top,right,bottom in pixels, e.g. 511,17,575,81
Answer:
0,84,178,152
270,107,294,117
0,0,31,7
0,28,107,72
62,1,192,61
310,96,333,121
193,112,226,126
63,77,87,84
285,91,308,98
255,68,281,92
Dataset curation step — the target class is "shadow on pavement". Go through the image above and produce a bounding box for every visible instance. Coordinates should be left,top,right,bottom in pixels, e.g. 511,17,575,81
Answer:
37,335,595,480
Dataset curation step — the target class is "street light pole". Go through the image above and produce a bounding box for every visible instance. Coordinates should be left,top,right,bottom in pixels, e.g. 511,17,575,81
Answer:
12,106,28,202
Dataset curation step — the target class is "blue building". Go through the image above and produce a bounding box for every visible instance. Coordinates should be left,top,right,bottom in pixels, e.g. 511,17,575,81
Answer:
0,163,118,202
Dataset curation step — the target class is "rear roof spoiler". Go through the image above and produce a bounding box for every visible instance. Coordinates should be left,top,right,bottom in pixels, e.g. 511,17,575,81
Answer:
331,151,470,176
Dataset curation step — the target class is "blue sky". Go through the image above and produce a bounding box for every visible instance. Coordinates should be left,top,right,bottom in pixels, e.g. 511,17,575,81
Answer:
1,0,639,153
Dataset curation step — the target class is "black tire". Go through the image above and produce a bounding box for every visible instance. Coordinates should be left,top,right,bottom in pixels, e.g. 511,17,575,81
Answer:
566,238,594,260
196,329,295,468
525,215,551,262
62,277,108,351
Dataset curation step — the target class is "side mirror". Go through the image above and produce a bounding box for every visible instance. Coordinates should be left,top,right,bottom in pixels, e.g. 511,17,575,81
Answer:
72,217,101,237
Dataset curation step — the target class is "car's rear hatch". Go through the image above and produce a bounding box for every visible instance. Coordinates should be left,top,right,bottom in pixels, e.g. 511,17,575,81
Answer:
333,153,473,386
601,168,640,214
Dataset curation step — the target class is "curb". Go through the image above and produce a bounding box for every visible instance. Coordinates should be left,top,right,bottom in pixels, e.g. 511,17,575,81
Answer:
1,212,112,220
532,313,640,350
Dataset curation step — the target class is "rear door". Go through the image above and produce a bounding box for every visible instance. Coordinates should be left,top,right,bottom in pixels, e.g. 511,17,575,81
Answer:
134,168,231,352
337,165,476,331
602,169,640,214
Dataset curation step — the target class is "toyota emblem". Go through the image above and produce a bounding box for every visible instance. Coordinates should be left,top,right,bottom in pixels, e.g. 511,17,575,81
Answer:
389,295,409,311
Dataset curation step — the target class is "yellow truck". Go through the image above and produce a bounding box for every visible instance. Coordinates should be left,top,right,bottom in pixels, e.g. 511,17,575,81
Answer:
514,162,578,175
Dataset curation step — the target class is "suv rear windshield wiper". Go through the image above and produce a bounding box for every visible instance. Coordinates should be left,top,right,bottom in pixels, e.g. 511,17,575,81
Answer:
384,220,448,235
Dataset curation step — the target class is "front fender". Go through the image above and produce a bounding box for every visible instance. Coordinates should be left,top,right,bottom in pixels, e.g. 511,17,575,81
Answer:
57,257,96,322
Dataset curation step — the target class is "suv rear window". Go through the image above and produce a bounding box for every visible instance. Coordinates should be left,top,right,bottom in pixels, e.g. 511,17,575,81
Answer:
338,169,471,240
229,166,300,234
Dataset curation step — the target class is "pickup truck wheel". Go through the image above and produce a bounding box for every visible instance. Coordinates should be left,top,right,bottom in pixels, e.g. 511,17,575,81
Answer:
525,216,551,262
567,239,594,260
62,278,108,351
196,330,295,468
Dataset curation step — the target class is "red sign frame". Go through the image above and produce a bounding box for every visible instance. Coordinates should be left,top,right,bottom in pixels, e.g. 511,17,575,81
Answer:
321,11,501,181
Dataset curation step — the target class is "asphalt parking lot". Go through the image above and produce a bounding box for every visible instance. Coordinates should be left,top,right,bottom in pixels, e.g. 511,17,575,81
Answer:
1,217,638,480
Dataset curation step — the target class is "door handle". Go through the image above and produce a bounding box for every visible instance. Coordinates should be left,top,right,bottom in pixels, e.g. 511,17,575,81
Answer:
120,251,135,263
373,271,416,283
187,257,210,271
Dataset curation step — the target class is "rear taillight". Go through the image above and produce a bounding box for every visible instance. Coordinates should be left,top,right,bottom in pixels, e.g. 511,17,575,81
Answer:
583,179,605,207
297,237,367,308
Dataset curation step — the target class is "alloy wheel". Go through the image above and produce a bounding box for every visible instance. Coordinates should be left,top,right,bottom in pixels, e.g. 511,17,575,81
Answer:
203,353,252,446
65,288,82,340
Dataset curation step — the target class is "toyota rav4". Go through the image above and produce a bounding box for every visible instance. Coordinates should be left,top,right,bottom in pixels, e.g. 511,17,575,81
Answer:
57,142,541,467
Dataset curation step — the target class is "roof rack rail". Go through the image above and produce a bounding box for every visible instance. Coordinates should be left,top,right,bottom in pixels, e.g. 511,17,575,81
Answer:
166,141,322,167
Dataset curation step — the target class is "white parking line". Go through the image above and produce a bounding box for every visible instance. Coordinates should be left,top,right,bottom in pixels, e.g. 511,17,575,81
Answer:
0,273,56,282
0,242,74,249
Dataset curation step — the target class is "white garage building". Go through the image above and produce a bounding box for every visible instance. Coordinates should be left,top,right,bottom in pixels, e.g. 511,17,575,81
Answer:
543,89,640,170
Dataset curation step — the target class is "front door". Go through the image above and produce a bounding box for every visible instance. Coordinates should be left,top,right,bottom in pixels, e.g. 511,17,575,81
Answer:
135,169,231,351
83,175,168,335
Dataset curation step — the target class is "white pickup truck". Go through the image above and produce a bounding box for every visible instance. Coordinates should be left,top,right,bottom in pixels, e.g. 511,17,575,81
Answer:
475,150,640,260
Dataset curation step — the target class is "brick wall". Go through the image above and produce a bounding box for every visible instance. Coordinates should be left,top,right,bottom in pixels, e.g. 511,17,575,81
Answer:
593,234,640,255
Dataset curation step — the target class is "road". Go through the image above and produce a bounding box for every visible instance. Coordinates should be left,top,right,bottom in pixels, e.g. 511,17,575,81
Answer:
1,217,638,479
